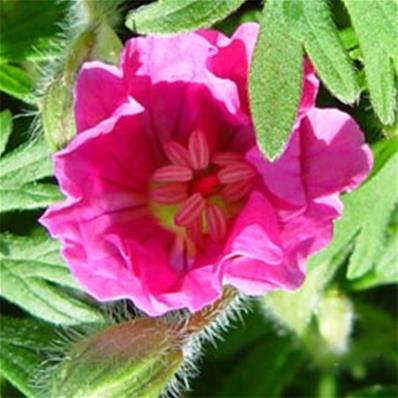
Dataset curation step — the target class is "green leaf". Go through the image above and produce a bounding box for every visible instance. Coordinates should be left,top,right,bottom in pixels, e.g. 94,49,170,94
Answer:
370,137,398,177
0,315,58,398
249,0,358,160
249,0,303,160
339,27,358,51
0,136,60,212
299,0,358,103
0,234,104,325
343,0,398,124
345,154,398,279
375,216,398,279
0,64,34,103
0,110,12,156
0,138,53,186
311,145,398,283
126,0,246,34
0,183,63,213
0,0,69,62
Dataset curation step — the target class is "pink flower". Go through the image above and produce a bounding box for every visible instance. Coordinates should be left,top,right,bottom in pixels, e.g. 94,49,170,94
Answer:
40,23,372,316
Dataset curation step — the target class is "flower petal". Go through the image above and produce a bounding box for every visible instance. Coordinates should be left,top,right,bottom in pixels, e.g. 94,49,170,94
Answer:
74,62,126,133
221,191,304,294
301,108,373,198
247,108,372,207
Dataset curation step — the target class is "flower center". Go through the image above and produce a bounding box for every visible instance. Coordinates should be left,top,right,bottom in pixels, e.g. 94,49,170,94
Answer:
191,172,219,197
150,130,256,246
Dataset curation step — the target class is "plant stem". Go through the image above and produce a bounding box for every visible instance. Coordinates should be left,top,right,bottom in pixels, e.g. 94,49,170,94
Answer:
181,286,239,337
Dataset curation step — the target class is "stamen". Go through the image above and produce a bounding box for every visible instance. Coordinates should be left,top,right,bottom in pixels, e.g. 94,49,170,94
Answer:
174,193,205,226
206,204,227,242
163,141,191,167
218,162,256,184
152,165,193,182
152,182,187,204
221,179,253,201
212,151,244,166
188,130,210,170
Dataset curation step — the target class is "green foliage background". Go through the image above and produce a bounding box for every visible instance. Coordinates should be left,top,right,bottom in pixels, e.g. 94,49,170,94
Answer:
0,0,397,397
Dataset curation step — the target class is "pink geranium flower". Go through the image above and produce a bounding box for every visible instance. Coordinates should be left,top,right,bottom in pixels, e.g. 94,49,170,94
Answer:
40,23,372,316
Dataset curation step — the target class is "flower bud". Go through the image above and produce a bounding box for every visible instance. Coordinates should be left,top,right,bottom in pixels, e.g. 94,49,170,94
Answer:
317,290,353,355
51,319,183,398
42,78,76,151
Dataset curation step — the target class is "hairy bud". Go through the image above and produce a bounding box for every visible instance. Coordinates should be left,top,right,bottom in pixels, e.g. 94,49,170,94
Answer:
51,319,183,398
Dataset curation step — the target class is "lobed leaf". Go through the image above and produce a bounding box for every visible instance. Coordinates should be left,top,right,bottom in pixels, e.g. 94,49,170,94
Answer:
311,143,398,284
375,213,398,279
0,183,62,213
0,234,104,325
345,152,398,279
0,137,53,187
0,136,60,212
249,0,303,160
299,0,358,103
0,315,58,398
126,0,246,34
249,0,358,160
343,0,398,125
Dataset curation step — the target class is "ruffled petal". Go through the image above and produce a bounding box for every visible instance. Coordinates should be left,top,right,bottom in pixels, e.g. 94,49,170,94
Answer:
301,107,373,199
222,191,304,294
281,195,343,262
248,107,372,208
247,131,306,207
74,62,126,133
199,22,259,114
53,101,156,200
120,32,241,118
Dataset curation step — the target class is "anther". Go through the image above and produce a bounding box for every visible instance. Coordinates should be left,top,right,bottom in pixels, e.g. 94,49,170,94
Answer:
152,165,193,182
221,179,253,201
152,182,188,204
174,193,206,227
163,141,191,167
188,130,210,170
217,162,256,184
206,204,227,242
212,151,244,166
